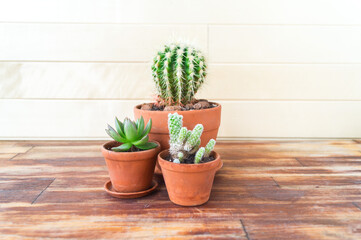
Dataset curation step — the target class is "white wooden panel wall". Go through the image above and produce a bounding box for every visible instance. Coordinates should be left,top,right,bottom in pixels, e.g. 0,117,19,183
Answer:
0,0,361,139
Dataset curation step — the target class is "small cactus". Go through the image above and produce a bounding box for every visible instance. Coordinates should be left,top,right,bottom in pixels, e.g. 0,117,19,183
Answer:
178,152,184,162
204,139,216,157
184,124,203,152
168,113,183,144
194,147,205,164
168,113,216,164
152,43,207,106
177,127,188,144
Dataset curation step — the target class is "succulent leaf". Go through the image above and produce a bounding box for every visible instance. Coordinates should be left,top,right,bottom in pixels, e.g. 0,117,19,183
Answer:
137,116,145,137
115,117,125,137
106,125,127,143
111,142,132,152
143,118,152,136
124,120,138,141
136,142,158,150
106,117,157,152
132,135,149,146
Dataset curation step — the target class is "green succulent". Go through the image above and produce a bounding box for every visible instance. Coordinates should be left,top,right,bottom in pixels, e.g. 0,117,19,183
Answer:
106,116,158,152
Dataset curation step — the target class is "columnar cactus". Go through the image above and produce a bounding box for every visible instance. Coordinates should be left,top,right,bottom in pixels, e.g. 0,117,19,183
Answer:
152,43,207,106
168,113,215,164
184,124,203,151
204,139,216,157
195,147,205,164
168,112,183,144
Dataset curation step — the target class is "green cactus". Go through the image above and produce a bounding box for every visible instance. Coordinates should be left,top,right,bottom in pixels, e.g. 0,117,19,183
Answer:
204,139,216,157
168,113,183,144
184,124,203,151
195,147,205,164
177,127,188,144
167,113,215,164
186,130,192,140
178,152,184,162
189,139,201,154
152,43,207,106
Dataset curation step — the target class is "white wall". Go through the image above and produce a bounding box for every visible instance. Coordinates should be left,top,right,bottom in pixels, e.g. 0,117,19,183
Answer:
1,0,361,139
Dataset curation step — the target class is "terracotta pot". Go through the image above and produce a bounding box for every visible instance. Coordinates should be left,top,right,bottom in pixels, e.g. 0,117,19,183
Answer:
101,141,161,193
134,103,221,174
134,103,221,150
158,150,222,206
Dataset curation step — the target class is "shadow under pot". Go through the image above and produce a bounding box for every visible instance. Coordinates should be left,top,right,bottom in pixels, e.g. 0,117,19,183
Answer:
101,141,161,193
158,150,222,206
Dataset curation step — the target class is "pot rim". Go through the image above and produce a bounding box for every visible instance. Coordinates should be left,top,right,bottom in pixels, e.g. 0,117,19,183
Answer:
134,102,221,113
158,149,221,173
102,140,161,161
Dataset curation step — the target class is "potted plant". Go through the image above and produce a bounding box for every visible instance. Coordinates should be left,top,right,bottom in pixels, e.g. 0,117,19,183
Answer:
134,43,221,151
101,116,161,194
158,113,222,206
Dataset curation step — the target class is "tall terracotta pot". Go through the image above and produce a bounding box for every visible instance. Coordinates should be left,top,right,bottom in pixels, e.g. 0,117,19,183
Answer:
158,150,222,206
101,141,161,193
134,103,221,150
134,103,221,174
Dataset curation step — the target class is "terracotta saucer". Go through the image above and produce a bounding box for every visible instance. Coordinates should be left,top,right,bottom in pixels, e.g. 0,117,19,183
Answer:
104,180,158,199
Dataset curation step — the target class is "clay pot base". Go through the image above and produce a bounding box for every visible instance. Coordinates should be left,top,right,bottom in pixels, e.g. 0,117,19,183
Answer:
104,179,158,199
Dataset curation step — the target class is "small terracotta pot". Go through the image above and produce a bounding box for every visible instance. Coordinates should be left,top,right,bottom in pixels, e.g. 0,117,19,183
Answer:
101,141,161,193
158,150,222,206
134,103,221,174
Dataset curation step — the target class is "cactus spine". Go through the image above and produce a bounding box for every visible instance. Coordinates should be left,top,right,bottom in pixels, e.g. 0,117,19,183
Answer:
168,113,215,164
152,43,207,106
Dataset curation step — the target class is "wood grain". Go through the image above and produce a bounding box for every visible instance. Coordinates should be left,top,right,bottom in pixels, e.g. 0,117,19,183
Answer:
0,140,360,239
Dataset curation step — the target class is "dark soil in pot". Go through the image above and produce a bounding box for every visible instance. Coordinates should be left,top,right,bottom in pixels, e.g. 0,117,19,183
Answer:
104,141,143,152
165,153,216,164
140,99,216,111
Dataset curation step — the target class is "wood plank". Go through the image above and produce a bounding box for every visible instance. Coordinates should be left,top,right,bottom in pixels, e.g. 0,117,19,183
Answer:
0,178,54,191
1,0,361,25
274,176,361,187
2,100,361,139
0,24,207,61
0,153,17,160
297,157,361,166
215,141,361,158
0,142,32,154
209,26,361,63
3,62,361,101
1,140,361,239
13,145,103,160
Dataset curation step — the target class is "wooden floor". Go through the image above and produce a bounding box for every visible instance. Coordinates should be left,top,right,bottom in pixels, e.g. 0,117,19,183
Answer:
1,140,361,239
